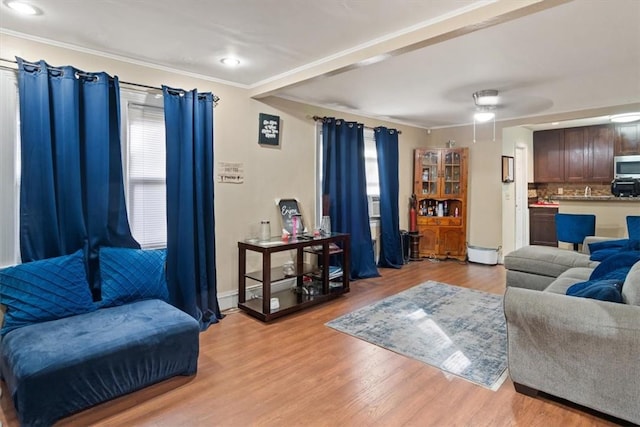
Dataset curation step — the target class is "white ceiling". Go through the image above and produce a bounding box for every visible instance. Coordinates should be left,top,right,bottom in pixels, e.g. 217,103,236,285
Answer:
1,0,639,129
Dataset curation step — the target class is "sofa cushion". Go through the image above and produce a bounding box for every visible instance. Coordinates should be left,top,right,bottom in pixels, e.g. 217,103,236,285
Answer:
0,250,95,335
98,247,168,308
544,267,593,295
622,261,640,305
566,279,624,303
0,299,199,426
504,246,598,278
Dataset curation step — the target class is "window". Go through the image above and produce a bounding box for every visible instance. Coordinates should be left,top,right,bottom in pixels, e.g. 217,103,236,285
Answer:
315,125,380,224
0,69,20,267
121,92,166,249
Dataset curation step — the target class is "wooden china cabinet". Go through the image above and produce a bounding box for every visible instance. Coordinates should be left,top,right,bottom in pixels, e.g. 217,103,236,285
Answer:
413,148,468,260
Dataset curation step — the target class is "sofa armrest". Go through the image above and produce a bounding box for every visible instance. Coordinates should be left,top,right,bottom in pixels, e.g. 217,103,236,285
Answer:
504,287,640,424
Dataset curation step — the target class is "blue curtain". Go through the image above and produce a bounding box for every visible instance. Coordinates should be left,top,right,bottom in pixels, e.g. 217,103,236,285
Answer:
17,58,139,293
163,86,222,330
322,118,379,279
375,127,403,268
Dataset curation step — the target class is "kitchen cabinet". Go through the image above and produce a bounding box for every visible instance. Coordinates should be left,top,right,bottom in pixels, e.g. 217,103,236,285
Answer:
614,122,640,155
563,125,613,182
413,148,468,260
534,129,564,182
529,207,558,247
534,125,613,183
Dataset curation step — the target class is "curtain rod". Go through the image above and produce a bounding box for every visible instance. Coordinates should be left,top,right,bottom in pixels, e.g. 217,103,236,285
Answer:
312,115,402,134
0,57,220,105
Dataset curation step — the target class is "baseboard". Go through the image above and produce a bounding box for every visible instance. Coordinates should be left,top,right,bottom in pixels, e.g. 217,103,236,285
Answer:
218,278,297,311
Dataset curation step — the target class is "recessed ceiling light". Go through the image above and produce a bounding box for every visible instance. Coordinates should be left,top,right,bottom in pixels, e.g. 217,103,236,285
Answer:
220,57,240,67
5,1,39,15
610,112,640,123
551,122,560,125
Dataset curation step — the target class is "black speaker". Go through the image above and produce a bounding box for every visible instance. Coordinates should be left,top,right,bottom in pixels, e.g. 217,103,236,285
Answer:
400,230,410,264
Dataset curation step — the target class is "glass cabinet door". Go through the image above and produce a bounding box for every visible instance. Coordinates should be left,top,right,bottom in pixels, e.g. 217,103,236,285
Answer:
419,150,439,195
443,150,462,196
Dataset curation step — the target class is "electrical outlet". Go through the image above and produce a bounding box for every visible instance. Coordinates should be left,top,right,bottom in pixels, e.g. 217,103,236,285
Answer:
558,187,563,195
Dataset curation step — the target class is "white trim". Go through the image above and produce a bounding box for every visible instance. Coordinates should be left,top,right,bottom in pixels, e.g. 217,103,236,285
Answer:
217,278,297,311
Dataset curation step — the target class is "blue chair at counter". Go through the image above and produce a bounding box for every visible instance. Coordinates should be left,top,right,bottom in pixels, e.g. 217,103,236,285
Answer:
628,216,640,240
555,213,596,251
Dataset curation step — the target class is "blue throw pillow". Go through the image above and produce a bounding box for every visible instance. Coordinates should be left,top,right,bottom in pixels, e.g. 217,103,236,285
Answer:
590,251,640,280
98,247,168,308
589,248,620,262
0,249,95,335
566,279,623,303
589,239,640,261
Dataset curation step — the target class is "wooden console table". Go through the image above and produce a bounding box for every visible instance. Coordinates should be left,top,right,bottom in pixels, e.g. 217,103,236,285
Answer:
238,233,350,322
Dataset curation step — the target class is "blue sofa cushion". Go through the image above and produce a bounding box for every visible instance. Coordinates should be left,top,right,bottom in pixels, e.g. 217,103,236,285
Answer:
0,250,95,335
566,279,624,303
0,299,199,427
98,247,168,308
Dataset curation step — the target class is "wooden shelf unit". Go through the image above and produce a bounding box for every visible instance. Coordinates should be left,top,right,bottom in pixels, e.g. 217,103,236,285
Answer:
237,233,350,322
413,148,468,260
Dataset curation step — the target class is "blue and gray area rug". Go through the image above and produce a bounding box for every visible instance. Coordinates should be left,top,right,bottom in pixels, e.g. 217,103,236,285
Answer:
326,281,508,390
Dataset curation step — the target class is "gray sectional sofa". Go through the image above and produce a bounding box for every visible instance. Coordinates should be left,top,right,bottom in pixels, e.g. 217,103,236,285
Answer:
503,241,640,425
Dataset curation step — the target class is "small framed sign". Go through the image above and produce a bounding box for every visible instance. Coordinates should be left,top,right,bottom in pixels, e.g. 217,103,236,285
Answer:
502,155,514,183
258,113,280,146
276,198,306,235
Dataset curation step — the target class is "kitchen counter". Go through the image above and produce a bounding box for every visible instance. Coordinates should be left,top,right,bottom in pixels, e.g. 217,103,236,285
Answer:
554,195,640,202
529,202,559,208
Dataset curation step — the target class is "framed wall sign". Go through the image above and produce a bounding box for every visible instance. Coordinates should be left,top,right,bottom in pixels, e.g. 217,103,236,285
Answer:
502,155,514,183
258,113,280,146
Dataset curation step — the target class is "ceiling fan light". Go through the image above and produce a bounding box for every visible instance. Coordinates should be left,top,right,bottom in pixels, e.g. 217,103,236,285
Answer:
610,112,640,123
474,111,495,122
473,89,499,106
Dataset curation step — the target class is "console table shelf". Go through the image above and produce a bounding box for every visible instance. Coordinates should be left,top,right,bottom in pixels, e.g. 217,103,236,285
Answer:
238,233,350,322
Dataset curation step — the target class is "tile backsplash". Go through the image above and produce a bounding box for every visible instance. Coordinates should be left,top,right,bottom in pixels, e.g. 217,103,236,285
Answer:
531,183,611,200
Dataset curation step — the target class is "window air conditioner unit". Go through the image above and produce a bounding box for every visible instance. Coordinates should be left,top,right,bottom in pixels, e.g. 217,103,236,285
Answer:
368,195,380,217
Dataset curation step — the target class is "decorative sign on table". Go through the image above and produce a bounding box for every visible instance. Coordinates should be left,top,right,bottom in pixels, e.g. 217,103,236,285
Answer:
258,113,280,146
276,198,306,235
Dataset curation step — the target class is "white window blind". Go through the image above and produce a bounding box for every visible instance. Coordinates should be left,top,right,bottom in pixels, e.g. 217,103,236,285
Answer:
126,103,167,249
0,69,20,267
315,125,380,223
363,128,380,197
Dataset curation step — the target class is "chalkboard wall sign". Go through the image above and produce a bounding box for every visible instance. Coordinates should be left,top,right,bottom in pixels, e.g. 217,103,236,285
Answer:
277,198,305,235
258,113,280,146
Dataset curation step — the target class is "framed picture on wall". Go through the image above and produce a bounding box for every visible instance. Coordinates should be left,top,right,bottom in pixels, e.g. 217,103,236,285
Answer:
502,156,514,183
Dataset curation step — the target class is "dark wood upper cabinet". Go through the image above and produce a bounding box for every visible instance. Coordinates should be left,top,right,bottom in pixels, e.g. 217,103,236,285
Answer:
534,129,564,182
614,122,640,155
563,127,589,182
534,124,613,183
588,125,614,181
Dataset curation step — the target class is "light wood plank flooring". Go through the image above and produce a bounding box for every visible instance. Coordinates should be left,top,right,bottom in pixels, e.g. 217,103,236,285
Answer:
1,260,622,426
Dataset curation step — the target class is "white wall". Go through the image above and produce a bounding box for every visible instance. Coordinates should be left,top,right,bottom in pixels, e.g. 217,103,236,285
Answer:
501,126,533,257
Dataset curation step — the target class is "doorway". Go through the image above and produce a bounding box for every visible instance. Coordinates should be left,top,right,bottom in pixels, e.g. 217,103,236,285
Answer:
514,145,528,249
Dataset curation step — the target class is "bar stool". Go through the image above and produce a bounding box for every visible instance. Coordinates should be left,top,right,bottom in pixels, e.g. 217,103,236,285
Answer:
627,215,640,240
555,213,596,251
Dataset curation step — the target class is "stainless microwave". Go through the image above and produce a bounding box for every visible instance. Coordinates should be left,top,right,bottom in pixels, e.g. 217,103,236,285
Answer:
614,155,640,179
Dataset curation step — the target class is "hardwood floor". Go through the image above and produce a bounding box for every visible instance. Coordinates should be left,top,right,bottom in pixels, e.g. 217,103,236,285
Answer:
0,260,622,426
